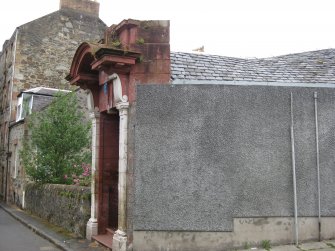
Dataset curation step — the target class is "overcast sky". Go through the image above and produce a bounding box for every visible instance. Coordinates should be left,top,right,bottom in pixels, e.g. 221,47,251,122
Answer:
0,0,334,58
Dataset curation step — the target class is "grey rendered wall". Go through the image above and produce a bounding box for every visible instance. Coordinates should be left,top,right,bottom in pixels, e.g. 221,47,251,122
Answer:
134,84,335,231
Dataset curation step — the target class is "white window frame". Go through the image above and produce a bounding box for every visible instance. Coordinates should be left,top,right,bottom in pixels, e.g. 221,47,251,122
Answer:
16,93,33,122
16,97,23,121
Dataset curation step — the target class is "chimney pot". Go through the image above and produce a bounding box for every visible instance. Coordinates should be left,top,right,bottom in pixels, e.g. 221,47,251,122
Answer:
60,0,100,17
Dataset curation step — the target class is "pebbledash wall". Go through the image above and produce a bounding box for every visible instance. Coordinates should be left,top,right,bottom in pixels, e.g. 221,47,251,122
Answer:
25,183,91,238
134,84,335,250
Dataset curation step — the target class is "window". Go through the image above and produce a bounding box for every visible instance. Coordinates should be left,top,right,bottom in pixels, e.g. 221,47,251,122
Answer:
16,93,33,121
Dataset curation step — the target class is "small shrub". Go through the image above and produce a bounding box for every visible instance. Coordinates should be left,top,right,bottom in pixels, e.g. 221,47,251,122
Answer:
261,240,271,250
137,55,144,63
21,92,91,184
243,242,251,249
136,37,145,45
64,163,91,186
111,39,121,48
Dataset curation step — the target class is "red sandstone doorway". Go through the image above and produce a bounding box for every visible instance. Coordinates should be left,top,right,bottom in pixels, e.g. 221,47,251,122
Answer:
99,112,119,234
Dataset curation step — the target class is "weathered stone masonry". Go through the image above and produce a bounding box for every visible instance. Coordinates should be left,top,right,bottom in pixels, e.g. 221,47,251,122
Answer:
0,0,106,203
25,183,91,238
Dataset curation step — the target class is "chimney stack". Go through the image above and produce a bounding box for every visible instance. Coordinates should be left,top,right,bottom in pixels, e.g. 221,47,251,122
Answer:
60,0,100,17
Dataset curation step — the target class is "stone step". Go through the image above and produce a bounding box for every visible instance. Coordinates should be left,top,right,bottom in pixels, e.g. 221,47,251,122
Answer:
93,234,113,250
106,228,116,236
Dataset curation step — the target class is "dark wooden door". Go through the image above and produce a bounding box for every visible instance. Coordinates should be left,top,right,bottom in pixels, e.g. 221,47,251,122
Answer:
109,171,118,229
99,112,119,233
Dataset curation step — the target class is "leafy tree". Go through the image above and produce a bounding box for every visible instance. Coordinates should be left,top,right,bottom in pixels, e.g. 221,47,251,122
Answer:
21,92,91,184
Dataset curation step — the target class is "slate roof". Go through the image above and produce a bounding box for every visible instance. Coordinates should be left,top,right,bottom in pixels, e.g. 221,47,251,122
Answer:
20,87,70,97
19,87,71,113
171,49,335,84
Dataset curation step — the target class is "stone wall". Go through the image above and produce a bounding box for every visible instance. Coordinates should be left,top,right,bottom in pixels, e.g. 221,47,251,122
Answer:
25,183,91,238
0,34,17,198
14,9,105,93
75,88,91,122
7,120,26,207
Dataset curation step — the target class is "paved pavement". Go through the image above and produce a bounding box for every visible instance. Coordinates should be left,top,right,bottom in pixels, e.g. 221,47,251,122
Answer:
239,239,335,251
0,206,61,251
0,202,107,251
1,201,335,251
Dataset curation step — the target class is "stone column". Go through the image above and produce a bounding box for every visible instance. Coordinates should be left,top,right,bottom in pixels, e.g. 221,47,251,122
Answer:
86,109,100,240
112,101,129,251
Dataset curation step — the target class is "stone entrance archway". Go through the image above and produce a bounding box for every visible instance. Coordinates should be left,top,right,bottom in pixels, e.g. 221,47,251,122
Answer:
66,19,171,251
85,74,130,249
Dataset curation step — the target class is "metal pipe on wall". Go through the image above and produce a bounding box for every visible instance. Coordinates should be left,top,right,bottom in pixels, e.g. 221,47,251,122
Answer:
290,92,299,246
314,92,321,241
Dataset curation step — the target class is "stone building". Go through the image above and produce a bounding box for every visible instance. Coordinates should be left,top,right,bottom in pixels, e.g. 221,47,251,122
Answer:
67,19,335,251
0,0,106,203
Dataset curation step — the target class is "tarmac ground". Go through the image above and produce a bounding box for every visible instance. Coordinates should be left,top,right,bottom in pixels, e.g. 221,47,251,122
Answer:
0,201,107,251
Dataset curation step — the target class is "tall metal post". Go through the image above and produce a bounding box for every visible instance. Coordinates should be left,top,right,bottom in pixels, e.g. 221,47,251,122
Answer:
290,92,299,246
314,92,321,241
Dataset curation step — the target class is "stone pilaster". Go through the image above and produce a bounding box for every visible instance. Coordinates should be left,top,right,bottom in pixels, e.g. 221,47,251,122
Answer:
86,109,100,240
112,101,129,251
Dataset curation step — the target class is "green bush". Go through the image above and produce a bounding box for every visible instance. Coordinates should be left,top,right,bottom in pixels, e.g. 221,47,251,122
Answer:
261,240,271,251
21,92,91,184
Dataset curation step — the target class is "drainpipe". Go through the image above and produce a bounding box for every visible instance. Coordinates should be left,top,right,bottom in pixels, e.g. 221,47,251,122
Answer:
290,92,299,246
314,92,321,241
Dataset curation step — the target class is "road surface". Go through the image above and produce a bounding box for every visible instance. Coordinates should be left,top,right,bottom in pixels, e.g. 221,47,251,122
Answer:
0,207,61,251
